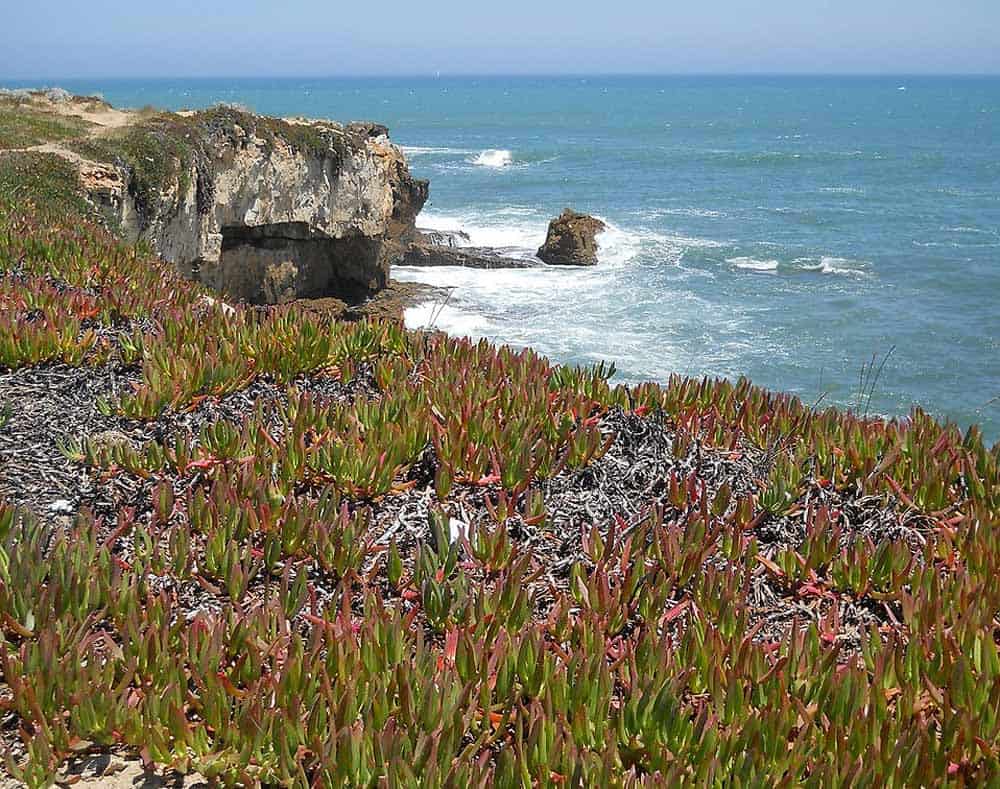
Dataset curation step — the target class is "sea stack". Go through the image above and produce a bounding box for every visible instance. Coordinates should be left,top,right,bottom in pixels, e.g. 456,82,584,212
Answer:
537,209,606,266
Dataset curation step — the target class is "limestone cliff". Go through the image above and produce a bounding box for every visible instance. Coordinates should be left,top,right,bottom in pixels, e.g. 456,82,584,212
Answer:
29,97,427,304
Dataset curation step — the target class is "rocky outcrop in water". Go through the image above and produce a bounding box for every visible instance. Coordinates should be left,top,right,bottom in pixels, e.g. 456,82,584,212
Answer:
537,209,606,266
402,233,534,269
71,105,428,304
417,227,472,248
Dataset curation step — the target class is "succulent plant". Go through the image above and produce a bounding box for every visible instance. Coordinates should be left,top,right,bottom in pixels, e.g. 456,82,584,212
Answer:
2,192,1000,786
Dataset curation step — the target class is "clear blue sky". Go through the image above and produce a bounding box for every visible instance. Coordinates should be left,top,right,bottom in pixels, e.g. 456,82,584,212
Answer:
3,0,999,78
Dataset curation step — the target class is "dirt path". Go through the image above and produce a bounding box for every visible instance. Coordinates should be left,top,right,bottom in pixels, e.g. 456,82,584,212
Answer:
25,92,134,130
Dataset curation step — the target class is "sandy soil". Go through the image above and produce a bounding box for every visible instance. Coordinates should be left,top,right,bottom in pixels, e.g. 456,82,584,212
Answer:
24,93,134,130
0,751,207,788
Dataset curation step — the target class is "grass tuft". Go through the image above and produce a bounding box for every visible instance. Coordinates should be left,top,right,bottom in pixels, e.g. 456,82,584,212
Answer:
0,104,95,150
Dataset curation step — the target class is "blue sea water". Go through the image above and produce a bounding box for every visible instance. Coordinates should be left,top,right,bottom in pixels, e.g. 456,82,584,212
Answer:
9,76,1000,440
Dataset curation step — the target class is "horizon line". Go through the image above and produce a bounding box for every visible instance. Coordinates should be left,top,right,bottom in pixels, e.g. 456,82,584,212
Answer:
3,71,1000,83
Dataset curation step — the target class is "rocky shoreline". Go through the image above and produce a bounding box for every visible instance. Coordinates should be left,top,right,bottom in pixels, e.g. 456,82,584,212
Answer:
1,91,433,314
0,90,609,322
1,92,598,324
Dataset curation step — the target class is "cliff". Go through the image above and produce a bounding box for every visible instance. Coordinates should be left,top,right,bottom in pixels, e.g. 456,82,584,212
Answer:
2,91,428,304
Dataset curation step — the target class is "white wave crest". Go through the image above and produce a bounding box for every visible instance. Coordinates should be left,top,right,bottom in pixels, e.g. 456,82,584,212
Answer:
595,222,641,267
728,257,779,273
728,256,869,277
471,149,513,168
640,207,726,219
415,209,546,254
945,226,999,237
793,257,869,277
400,145,473,157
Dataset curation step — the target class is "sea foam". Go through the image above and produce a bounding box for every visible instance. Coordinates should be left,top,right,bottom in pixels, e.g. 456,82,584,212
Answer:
728,257,779,273
726,256,870,277
793,257,869,277
414,209,670,269
400,145,473,157
415,208,546,254
471,149,513,168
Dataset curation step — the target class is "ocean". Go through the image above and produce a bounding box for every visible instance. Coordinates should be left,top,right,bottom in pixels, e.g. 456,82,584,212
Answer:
10,76,1000,440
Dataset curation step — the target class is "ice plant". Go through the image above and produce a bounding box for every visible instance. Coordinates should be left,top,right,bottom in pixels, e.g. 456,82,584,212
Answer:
1,171,1000,786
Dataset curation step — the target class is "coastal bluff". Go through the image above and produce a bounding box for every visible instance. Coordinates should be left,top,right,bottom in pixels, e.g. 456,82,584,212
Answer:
1,90,429,304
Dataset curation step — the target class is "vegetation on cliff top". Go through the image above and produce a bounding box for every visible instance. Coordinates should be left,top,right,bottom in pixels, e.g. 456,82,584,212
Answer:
1,101,999,786
69,105,349,223
1,91,352,232
0,94,95,151
0,152,92,219
70,108,344,233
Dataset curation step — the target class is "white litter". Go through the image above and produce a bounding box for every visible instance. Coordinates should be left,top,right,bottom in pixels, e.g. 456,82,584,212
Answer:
448,518,468,543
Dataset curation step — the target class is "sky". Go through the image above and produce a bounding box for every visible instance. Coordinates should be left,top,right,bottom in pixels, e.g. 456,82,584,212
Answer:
2,0,999,78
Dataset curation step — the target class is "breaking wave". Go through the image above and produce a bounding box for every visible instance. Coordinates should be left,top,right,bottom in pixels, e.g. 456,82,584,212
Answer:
410,209,725,270
400,145,473,157
728,256,870,277
728,257,779,273
471,149,513,168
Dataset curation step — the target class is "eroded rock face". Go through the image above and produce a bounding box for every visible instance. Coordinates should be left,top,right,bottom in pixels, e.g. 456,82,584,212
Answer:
206,222,386,304
537,209,606,266
87,110,428,304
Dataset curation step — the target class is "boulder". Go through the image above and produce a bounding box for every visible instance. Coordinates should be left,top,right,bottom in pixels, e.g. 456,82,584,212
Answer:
537,209,606,266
